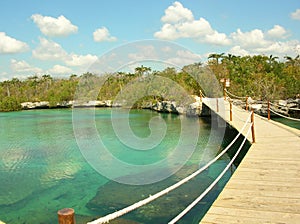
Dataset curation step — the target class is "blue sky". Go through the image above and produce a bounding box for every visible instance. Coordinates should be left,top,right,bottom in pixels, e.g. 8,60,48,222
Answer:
0,0,299,80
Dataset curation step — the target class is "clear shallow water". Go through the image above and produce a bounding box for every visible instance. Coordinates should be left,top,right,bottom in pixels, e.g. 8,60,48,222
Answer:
272,117,300,130
0,109,244,224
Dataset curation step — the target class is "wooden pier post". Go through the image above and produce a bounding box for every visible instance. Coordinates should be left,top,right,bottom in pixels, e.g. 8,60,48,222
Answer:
268,101,270,120
251,109,255,143
223,78,227,100
230,101,233,122
58,208,75,224
245,96,249,111
200,90,203,102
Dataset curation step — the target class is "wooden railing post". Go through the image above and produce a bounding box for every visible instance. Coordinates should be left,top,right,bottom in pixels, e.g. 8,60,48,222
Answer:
216,98,219,112
251,109,255,143
200,90,203,102
58,208,75,224
230,100,233,122
223,79,226,100
268,100,270,120
245,96,249,111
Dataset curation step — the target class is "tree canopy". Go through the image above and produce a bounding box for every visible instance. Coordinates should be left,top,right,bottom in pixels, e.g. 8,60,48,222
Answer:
0,54,299,112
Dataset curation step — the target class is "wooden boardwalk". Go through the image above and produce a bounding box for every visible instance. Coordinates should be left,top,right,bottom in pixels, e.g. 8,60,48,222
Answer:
200,98,300,224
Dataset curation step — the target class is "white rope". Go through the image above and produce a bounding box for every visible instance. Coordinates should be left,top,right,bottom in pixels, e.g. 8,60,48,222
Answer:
269,108,300,121
232,111,252,123
168,124,252,224
225,89,247,100
288,107,300,111
87,112,253,224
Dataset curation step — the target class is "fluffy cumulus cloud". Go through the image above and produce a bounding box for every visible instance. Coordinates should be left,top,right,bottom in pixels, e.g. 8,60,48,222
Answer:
10,59,42,74
230,28,268,48
204,31,231,45
32,37,68,60
47,65,73,75
228,46,250,56
93,27,117,42
155,2,300,58
154,2,230,45
0,32,29,54
65,54,98,67
161,1,194,23
290,9,300,20
230,27,299,56
267,25,288,39
31,14,78,37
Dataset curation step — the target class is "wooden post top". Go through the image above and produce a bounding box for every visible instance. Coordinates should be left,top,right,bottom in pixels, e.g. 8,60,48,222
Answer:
58,208,75,224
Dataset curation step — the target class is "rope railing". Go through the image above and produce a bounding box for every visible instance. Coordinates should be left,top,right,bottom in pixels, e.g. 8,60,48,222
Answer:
168,123,252,224
223,91,300,123
85,112,253,224
225,89,247,100
231,111,252,123
269,108,300,121
289,107,300,111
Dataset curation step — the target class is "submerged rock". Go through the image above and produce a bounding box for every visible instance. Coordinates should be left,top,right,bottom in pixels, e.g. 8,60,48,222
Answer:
86,165,217,223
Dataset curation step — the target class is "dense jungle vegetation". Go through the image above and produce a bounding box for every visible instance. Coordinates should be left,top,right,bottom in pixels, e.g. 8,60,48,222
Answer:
0,54,299,112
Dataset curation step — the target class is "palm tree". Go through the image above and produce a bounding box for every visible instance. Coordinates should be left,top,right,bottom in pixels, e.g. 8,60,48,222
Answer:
208,53,225,65
135,65,151,76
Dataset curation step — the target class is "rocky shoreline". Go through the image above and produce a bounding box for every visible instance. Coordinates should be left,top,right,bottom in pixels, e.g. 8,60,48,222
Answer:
19,97,300,119
231,98,300,119
19,96,209,117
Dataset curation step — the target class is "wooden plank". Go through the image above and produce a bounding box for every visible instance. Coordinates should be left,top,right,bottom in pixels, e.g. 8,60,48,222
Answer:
216,187,300,199
200,99,300,224
202,207,300,224
212,193,300,214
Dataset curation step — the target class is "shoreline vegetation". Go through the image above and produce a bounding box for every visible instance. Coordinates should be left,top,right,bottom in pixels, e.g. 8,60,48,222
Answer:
0,54,299,115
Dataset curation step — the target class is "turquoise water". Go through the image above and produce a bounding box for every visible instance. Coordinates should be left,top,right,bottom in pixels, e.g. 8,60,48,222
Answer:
272,117,300,130
0,109,245,224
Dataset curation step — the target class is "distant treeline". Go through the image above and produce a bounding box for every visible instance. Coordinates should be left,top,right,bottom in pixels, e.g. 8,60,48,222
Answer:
0,54,299,112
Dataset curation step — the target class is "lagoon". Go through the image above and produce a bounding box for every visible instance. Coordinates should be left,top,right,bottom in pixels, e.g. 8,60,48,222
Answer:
0,109,246,224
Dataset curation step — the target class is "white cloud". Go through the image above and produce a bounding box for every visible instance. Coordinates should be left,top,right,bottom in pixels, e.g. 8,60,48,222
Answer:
255,40,300,55
31,14,78,37
203,31,231,46
155,18,213,40
0,32,29,54
230,28,269,48
32,37,68,60
47,65,73,75
154,2,230,46
161,1,194,23
10,59,43,74
267,25,288,39
178,18,214,38
290,9,300,20
228,46,250,56
167,50,202,67
93,27,117,42
154,24,178,40
128,45,157,61
65,54,98,67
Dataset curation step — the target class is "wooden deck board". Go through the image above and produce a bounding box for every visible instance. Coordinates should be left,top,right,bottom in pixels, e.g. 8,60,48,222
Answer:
200,98,300,224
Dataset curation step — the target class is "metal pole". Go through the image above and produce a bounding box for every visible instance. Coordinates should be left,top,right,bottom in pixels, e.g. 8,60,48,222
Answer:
251,109,256,143
268,101,270,120
58,208,75,224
